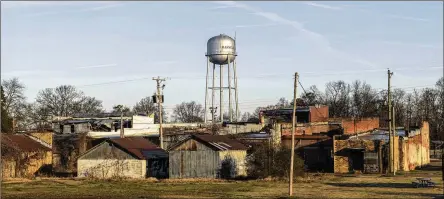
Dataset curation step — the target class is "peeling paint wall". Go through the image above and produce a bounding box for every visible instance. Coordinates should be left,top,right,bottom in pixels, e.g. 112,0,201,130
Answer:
77,142,146,178
219,150,247,177
399,122,430,171
28,132,53,147
2,150,52,178
78,159,146,178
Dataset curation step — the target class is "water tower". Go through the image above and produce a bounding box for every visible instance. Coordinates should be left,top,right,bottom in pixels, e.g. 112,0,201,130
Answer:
204,34,239,123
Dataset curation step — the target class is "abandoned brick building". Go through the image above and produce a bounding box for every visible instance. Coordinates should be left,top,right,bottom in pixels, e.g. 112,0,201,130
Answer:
333,121,430,174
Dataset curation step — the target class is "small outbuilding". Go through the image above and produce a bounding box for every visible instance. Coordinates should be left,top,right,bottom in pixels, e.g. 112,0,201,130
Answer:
77,137,168,179
168,134,248,179
1,134,52,178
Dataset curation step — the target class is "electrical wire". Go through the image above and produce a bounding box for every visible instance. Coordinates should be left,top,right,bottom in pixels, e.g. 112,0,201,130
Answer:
74,66,443,88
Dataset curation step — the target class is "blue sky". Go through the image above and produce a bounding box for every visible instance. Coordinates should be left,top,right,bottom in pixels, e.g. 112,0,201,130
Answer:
1,1,443,116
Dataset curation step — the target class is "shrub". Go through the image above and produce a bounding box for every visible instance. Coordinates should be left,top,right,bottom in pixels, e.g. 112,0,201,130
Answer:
246,143,304,180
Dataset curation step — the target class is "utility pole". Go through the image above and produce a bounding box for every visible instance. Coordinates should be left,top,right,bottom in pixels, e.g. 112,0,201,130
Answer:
289,72,298,197
392,102,396,172
387,69,394,175
153,76,167,149
113,105,126,138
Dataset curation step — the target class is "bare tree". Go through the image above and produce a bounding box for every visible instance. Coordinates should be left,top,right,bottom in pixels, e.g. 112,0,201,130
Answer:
132,96,166,123
1,86,13,133
35,85,103,117
1,78,26,114
276,97,290,108
351,80,379,118
325,81,351,118
1,78,28,130
74,96,104,116
300,85,324,106
172,101,204,123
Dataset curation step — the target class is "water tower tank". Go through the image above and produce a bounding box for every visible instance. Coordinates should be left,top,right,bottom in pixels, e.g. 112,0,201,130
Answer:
207,34,236,65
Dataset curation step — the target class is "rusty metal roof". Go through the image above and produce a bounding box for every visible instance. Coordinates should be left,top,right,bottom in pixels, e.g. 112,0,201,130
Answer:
109,137,165,159
192,134,248,151
1,134,51,152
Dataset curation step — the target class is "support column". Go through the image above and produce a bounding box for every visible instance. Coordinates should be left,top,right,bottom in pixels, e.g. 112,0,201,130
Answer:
233,59,239,122
228,56,232,122
220,64,223,123
212,64,216,123
204,56,209,123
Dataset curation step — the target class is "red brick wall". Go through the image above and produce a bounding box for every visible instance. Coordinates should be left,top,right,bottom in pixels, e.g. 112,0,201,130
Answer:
341,118,379,135
309,106,329,122
281,123,333,136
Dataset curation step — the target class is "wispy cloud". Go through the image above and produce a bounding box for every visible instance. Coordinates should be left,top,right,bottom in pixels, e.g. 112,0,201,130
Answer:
78,3,126,12
74,64,118,70
207,23,282,30
301,1,431,22
1,1,116,9
386,14,429,22
13,2,127,17
214,1,380,69
303,2,342,10
2,63,119,78
376,41,443,49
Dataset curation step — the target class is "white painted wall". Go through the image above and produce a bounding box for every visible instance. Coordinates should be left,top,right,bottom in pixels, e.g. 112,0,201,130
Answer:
218,150,247,177
78,159,146,178
87,127,159,138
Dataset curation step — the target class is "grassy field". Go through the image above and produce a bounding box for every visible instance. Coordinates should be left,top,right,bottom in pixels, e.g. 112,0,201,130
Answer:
2,162,443,199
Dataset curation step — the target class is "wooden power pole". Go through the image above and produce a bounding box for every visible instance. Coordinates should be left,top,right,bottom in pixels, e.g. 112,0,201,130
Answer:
153,76,167,149
387,69,395,175
289,72,298,196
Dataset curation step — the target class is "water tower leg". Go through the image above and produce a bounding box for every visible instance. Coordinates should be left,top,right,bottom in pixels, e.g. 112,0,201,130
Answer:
212,63,216,123
220,64,224,123
233,59,239,122
228,56,232,122
204,57,209,123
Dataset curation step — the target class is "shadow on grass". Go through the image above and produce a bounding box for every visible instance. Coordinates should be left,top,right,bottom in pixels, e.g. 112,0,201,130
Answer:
326,182,415,188
377,191,443,199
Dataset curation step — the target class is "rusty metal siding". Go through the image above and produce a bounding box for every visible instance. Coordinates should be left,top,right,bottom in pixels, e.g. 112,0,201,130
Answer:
79,142,136,160
169,150,219,178
172,139,213,151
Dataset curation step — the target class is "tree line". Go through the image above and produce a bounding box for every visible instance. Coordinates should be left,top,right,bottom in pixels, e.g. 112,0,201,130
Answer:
1,77,443,140
242,78,443,140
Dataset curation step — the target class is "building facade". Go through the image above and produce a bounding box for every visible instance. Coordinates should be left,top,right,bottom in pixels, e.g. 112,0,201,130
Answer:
168,134,248,179
77,137,168,179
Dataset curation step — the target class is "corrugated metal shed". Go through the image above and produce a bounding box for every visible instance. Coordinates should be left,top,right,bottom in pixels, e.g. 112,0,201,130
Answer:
169,134,248,151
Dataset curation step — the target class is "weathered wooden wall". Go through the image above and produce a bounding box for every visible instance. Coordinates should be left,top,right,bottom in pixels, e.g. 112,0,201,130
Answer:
169,150,219,178
79,142,135,160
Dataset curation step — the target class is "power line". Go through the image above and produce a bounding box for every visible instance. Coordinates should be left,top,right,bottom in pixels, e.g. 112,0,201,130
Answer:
72,66,443,88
